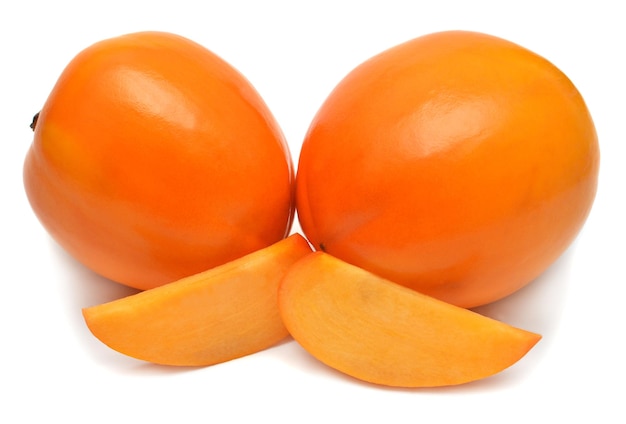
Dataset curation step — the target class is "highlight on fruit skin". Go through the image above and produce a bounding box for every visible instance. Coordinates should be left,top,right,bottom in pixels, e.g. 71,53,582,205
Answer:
24,31,295,291
82,234,312,367
295,29,600,308
278,252,542,388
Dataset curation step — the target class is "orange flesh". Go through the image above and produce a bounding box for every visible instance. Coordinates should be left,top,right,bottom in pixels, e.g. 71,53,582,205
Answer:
278,252,541,387
83,234,312,366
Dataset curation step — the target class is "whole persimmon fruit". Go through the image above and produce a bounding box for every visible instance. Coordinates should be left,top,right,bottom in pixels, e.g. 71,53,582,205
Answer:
24,31,295,290
296,30,599,308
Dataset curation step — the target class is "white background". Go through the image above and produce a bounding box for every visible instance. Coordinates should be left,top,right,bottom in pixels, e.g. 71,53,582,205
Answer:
2,1,624,422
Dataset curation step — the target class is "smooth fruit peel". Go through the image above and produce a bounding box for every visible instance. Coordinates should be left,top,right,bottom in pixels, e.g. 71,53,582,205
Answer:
24,31,295,290
295,30,599,308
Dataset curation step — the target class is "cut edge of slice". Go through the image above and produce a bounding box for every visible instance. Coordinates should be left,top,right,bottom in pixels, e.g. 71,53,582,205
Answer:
83,233,313,366
278,252,541,388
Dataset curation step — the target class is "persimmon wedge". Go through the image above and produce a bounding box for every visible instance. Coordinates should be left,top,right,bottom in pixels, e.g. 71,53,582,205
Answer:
278,252,541,387
83,234,312,366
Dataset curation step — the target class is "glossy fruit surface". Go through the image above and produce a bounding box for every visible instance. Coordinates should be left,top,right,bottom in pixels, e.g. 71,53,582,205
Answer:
296,30,599,308
24,31,295,290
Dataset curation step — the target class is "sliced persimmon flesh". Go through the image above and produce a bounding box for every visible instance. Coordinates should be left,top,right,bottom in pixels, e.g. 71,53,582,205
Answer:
83,233,313,366
278,252,541,387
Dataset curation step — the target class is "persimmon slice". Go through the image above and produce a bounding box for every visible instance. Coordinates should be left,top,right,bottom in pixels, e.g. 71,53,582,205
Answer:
83,234,312,366
278,252,541,387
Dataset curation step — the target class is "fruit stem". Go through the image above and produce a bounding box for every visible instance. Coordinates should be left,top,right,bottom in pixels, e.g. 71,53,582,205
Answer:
30,112,40,131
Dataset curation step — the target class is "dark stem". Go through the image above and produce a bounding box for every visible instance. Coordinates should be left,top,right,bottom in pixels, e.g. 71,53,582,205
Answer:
30,112,40,131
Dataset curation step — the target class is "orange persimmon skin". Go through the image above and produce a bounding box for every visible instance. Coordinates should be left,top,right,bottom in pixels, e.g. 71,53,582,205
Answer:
296,31,599,308
24,32,295,290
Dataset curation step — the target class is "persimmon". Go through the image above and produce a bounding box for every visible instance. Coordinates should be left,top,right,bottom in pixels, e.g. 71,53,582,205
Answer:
279,252,541,387
296,30,600,308
24,31,295,290
83,234,312,366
